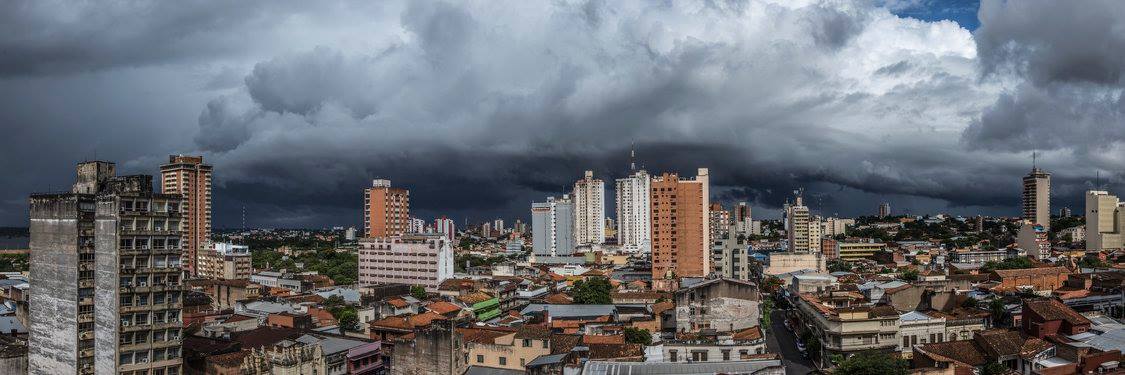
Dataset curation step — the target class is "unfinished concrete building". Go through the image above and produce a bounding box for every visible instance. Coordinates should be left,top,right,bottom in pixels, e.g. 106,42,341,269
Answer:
30,161,185,375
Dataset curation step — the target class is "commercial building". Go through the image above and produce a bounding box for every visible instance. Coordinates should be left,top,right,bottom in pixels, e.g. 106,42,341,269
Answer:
573,171,605,245
358,234,454,292
30,161,184,375
160,154,212,276
615,170,651,254
1022,167,1051,231
531,195,575,256
650,169,710,279
198,242,252,280
1086,190,1125,251
833,241,887,262
363,179,409,238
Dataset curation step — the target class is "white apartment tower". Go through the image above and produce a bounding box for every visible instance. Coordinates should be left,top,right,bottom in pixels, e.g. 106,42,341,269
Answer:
573,170,605,245
615,170,651,253
1086,190,1125,251
787,194,814,252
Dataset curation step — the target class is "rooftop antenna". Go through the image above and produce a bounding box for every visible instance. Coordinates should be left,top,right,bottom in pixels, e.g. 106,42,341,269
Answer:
1096,170,1102,190
1032,151,1038,170
629,142,636,172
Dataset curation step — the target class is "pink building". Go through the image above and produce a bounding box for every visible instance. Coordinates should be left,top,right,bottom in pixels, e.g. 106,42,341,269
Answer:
434,216,455,241
358,234,454,292
347,341,385,375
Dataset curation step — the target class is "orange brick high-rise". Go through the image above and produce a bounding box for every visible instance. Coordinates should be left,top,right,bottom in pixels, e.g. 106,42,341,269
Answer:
160,154,212,275
650,168,710,279
364,179,410,237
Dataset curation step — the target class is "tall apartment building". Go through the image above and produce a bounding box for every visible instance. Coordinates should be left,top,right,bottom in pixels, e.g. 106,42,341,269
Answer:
650,169,710,279
821,217,854,238
709,202,731,244
878,202,890,218
492,219,505,233
160,154,212,276
733,202,752,235
787,195,814,252
363,179,409,238
357,234,454,292
573,171,605,245
434,216,456,241
531,195,575,256
711,226,751,280
615,170,651,253
1086,190,1125,251
1022,167,1051,231
30,161,184,375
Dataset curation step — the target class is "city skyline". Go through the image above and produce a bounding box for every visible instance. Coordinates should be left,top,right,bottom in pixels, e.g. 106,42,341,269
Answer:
3,1,1125,228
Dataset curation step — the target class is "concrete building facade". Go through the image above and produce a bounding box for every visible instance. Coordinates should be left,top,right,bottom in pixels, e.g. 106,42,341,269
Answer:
30,161,185,375
531,195,575,256
358,234,454,292
198,242,252,280
1085,190,1125,251
434,216,455,241
615,170,651,254
651,169,710,279
786,195,814,252
363,179,409,238
573,171,605,245
1022,168,1051,231
160,154,212,276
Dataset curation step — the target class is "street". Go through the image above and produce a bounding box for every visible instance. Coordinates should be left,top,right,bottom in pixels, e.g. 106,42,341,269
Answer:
765,309,816,375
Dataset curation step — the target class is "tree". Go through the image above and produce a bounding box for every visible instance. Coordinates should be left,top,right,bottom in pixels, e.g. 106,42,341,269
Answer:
828,260,850,273
337,310,360,332
900,269,919,282
961,297,980,309
623,327,652,346
981,362,1009,375
411,285,427,300
570,278,612,304
981,257,1033,273
832,351,908,375
988,299,1009,327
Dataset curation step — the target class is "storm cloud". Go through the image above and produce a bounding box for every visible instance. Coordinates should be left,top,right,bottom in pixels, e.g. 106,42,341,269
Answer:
1,0,1122,227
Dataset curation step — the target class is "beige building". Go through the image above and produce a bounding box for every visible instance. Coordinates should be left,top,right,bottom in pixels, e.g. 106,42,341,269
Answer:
358,234,454,292
1022,167,1050,230
1086,190,1125,251
786,195,814,252
765,252,826,275
160,154,212,276
573,170,606,245
795,294,900,368
1016,223,1050,259
462,325,552,370
651,169,710,279
198,242,252,280
835,242,886,261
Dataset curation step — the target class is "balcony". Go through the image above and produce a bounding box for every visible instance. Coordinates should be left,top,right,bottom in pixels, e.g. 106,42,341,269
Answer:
78,313,94,323
79,331,93,340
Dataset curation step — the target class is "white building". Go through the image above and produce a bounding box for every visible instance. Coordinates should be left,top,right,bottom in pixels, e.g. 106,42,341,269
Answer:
822,217,854,238
899,311,946,359
409,217,426,234
434,217,455,241
574,170,606,245
357,234,454,292
532,195,575,256
615,170,651,253
344,227,357,241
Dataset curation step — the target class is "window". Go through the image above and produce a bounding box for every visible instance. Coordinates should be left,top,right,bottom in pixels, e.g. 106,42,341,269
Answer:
520,358,525,366
668,350,678,362
476,355,484,363
722,350,730,361
522,339,531,347
499,357,507,366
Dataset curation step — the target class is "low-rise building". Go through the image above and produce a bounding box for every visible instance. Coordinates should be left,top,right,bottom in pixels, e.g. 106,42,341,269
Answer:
358,234,454,292
794,294,900,368
660,326,768,362
674,278,759,333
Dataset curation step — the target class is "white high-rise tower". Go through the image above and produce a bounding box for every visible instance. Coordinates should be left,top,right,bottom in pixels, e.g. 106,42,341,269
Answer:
616,169,651,253
573,170,605,245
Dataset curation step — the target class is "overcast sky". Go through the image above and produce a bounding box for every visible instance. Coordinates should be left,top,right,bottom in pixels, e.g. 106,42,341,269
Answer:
2,0,1124,229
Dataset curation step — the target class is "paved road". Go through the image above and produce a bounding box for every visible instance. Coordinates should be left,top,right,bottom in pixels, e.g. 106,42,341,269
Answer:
765,309,816,375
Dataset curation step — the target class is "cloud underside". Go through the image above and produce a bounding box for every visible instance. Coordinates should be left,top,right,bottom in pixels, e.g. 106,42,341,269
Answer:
2,0,1125,226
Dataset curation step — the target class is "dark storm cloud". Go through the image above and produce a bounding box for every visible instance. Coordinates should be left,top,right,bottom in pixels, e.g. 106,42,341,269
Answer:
4,0,1124,228
964,0,1125,164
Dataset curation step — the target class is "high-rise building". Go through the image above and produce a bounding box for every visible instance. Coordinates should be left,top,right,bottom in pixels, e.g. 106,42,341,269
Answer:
358,234,453,291
199,242,252,280
733,202,752,235
1022,167,1051,231
878,202,890,218
1085,190,1125,251
532,195,575,256
709,202,731,243
615,170,651,253
160,154,212,276
1059,207,1071,218
711,226,751,280
650,168,710,278
434,216,456,241
363,179,409,238
573,171,605,245
821,217,854,238
493,219,505,233
30,161,184,375
787,194,814,252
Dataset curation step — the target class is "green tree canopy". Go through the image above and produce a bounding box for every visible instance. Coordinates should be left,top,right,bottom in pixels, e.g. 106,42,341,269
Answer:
410,285,427,300
570,278,612,304
623,327,652,346
833,351,908,375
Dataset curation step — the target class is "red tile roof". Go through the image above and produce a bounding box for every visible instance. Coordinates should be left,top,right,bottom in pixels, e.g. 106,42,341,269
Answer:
1024,299,1091,326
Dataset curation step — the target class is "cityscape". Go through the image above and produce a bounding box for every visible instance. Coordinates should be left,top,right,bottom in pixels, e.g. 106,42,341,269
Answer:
2,1,1125,375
